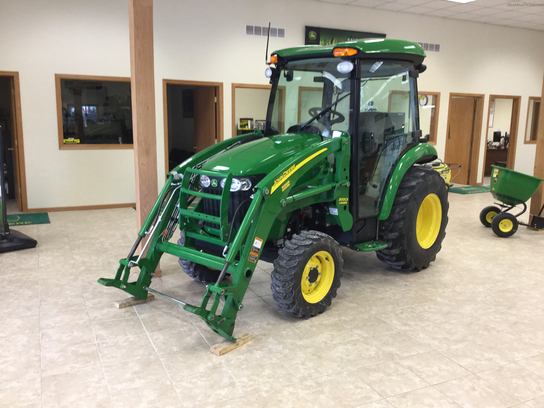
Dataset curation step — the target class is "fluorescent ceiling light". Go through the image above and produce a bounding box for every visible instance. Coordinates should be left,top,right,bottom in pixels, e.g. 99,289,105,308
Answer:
446,0,475,3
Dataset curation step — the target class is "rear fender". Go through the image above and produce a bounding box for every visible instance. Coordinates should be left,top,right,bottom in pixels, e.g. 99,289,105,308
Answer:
378,143,437,221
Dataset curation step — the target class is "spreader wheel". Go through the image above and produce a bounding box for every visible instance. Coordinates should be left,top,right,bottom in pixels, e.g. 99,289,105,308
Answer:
270,231,343,318
491,212,518,238
480,206,501,228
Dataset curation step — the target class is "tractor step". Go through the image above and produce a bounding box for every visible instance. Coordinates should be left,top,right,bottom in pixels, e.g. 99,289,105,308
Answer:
354,241,388,252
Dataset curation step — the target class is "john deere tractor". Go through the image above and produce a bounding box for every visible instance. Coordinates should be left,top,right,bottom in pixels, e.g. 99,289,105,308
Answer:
99,39,448,342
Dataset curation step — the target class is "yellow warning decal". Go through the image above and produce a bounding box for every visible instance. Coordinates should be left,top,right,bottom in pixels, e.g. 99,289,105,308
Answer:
339,197,348,205
248,237,264,263
271,148,328,194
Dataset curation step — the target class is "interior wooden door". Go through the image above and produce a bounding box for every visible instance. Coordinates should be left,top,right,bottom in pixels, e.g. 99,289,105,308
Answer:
0,74,23,210
194,87,216,153
445,96,476,185
506,97,520,170
8,76,22,210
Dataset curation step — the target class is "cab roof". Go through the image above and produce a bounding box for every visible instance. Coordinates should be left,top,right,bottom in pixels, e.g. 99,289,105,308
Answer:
272,38,426,65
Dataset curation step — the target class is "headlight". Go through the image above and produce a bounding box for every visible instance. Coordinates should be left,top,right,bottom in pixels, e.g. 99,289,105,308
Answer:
239,178,252,191
200,175,211,188
220,177,252,192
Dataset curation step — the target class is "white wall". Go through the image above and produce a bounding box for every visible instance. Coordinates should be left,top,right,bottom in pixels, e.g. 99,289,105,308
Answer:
234,88,269,129
1,0,543,209
0,0,134,209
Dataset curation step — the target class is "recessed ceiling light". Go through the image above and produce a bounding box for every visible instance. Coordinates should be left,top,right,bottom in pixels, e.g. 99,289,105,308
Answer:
446,0,475,3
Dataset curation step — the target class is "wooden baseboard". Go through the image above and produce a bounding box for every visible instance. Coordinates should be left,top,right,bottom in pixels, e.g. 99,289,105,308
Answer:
24,202,136,213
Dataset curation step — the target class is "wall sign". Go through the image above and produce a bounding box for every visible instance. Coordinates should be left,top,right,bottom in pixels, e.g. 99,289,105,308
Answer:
305,26,386,46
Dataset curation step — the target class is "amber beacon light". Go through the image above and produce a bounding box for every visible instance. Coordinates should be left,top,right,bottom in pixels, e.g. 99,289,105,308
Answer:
333,47,358,57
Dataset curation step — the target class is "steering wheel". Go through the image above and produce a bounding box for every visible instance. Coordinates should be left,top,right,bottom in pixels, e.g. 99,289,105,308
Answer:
308,107,345,125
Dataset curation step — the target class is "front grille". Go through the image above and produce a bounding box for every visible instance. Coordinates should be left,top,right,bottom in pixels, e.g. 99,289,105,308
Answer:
202,185,252,233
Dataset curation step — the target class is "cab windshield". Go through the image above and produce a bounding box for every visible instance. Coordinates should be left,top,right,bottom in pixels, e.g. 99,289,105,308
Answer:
266,58,353,138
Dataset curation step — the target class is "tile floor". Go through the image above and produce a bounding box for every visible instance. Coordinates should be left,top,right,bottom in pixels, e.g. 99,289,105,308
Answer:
1,189,544,408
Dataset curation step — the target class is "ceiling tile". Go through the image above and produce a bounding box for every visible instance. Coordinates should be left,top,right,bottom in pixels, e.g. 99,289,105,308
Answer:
457,11,488,19
448,12,476,19
401,5,437,12
470,0,507,6
444,3,485,12
319,0,354,4
516,4,544,13
527,22,544,30
470,13,504,21
423,0,457,9
349,0,390,6
396,0,435,6
375,2,413,10
491,9,529,18
424,8,460,15
514,13,544,21
469,7,505,15
297,0,544,32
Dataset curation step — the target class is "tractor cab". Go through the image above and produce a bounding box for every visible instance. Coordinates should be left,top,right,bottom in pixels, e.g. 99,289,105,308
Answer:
265,39,431,245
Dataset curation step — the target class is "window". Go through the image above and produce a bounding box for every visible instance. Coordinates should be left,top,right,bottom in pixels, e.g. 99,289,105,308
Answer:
56,74,133,149
418,92,440,145
525,97,541,144
267,57,352,137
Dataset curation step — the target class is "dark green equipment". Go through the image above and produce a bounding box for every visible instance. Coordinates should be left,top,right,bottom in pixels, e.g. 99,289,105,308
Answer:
99,39,449,342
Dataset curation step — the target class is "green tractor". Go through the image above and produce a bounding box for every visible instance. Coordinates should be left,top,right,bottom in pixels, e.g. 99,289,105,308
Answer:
99,39,449,342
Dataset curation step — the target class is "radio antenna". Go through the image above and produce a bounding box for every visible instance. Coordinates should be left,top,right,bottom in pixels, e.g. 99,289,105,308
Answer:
265,22,271,65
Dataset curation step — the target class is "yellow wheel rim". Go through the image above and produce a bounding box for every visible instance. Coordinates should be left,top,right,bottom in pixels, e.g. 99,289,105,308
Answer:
499,218,513,232
486,211,498,224
301,251,335,304
416,193,442,249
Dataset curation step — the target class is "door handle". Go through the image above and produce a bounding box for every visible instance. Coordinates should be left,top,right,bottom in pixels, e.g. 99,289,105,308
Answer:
8,148,15,151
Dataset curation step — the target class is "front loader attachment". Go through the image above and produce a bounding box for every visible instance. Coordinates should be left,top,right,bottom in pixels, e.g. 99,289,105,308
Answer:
99,132,351,342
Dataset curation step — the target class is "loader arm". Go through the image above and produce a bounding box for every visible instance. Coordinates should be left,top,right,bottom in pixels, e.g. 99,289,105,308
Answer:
99,133,350,342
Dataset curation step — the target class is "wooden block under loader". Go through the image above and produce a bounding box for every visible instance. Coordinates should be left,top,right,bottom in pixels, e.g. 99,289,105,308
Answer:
114,293,156,309
210,333,252,356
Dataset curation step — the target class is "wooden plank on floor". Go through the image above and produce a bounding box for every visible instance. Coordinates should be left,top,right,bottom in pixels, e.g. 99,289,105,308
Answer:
114,293,155,309
210,333,252,356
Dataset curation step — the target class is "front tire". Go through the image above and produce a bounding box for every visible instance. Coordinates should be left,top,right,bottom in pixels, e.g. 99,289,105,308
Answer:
377,166,449,272
271,231,343,318
177,231,221,284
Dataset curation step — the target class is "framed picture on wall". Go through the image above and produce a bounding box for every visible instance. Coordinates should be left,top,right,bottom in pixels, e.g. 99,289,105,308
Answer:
239,118,253,130
254,120,265,130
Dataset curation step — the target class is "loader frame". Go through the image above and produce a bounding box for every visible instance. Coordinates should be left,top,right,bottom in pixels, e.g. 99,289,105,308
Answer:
99,131,351,341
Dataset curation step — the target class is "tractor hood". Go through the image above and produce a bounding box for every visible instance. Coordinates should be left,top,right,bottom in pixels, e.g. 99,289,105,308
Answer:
199,133,323,176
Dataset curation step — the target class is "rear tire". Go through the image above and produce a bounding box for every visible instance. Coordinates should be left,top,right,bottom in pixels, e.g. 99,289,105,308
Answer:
480,206,501,228
177,231,221,284
377,166,449,272
271,231,343,318
491,212,518,238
